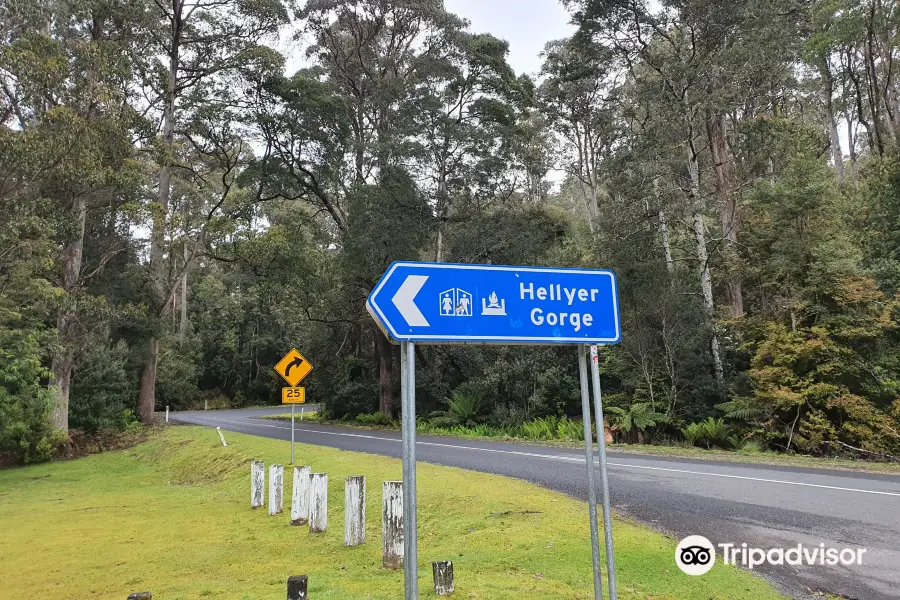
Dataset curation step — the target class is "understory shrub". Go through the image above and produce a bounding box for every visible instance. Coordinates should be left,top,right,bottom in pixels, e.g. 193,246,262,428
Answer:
70,340,137,433
323,358,378,419
447,390,485,426
355,412,395,427
0,386,63,464
682,417,735,449
425,415,459,429
517,416,584,441
520,416,556,440
0,332,64,464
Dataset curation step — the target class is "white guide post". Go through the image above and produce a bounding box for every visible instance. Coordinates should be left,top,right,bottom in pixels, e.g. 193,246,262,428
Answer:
432,561,454,596
382,481,404,569
309,473,328,533
344,475,366,546
291,466,311,526
251,460,265,509
269,464,284,515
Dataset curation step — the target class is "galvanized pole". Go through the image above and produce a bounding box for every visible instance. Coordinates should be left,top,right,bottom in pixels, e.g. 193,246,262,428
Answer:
578,346,604,600
400,341,419,600
589,345,618,599
291,404,295,465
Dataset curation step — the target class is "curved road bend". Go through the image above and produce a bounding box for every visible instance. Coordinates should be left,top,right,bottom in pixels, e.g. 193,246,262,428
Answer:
174,407,900,600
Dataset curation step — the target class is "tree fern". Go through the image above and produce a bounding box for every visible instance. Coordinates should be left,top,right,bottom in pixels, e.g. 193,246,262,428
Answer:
715,398,765,421
447,391,484,426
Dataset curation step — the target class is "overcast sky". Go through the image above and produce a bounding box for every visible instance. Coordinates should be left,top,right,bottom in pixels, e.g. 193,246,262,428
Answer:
284,1,575,77
279,1,574,183
444,0,575,75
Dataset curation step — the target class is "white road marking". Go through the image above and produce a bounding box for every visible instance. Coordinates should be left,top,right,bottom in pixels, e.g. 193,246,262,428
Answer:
188,415,900,498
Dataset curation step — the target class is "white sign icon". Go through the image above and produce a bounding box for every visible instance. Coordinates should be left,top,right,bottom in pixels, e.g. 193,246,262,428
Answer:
439,288,472,317
393,275,429,326
481,291,506,316
675,535,716,576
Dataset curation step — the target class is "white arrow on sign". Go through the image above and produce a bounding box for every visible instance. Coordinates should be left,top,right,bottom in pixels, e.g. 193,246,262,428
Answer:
392,275,429,327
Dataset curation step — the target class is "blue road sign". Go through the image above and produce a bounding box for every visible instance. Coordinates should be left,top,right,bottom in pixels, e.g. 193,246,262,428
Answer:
367,262,621,344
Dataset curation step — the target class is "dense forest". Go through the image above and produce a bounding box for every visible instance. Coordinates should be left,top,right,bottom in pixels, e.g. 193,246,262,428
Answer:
2,0,899,464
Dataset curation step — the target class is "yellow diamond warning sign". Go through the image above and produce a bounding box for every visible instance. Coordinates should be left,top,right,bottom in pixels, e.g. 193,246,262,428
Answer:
274,349,312,387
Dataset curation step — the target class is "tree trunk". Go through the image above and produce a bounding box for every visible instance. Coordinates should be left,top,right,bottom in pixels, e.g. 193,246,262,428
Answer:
574,124,595,233
587,180,600,225
864,10,896,141
863,28,886,154
820,59,845,183
375,328,393,416
876,10,900,137
50,353,74,432
706,112,743,318
180,243,187,334
138,338,159,423
138,7,180,424
435,168,446,261
585,133,600,223
50,192,88,431
687,144,725,389
658,210,674,274
653,178,674,276
842,104,859,184
579,180,595,234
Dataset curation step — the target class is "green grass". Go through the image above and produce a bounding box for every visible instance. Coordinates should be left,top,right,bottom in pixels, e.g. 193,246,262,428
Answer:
263,413,900,475
0,426,787,599
264,409,320,421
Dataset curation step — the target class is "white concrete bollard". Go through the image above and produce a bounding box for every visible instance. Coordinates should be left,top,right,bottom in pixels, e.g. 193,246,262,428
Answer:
309,473,328,533
269,464,284,515
251,460,265,509
290,466,311,526
344,476,366,546
216,426,227,447
165,406,169,422
433,561,454,595
382,480,403,569
287,575,308,600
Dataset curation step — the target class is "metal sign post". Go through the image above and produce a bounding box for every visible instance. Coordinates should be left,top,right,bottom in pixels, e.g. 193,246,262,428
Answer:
275,349,312,467
281,388,306,465
578,347,604,600
367,261,622,600
590,345,617,598
400,341,418,600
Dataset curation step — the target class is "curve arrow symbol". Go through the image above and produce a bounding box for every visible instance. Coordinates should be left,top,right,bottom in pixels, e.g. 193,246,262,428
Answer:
285,356,305,378
392,275,429,327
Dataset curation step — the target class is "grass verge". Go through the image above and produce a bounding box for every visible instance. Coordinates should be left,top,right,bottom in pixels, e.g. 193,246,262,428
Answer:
261,412,900,475
0,425,787,600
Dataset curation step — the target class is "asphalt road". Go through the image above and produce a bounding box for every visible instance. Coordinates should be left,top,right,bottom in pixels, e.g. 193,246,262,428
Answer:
174,407,900,600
